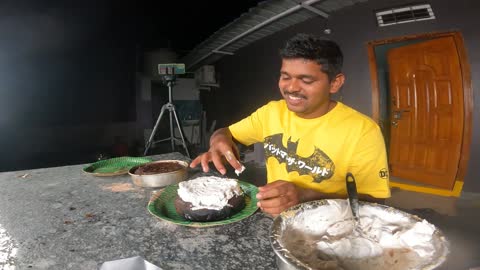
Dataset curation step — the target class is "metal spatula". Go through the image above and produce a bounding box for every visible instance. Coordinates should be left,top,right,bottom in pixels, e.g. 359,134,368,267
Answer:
346,172,359,221
345,173,381,243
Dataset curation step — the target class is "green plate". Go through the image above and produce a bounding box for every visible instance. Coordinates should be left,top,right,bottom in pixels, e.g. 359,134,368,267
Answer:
83,156,152,176
148,181,259,227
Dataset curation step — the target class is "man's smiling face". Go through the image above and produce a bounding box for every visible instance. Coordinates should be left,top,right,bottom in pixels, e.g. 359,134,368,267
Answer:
278,58,343,119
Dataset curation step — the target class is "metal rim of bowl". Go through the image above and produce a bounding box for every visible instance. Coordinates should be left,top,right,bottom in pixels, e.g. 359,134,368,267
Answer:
128,160,189,188
269,199,450,270
128,160,189,176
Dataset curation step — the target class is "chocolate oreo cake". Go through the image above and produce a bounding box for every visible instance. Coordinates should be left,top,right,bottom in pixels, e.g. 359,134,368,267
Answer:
134,161,185,175
174,176,246,222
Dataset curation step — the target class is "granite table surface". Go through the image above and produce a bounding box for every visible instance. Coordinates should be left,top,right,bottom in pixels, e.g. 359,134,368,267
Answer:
0,152,277,270
2,152,479,270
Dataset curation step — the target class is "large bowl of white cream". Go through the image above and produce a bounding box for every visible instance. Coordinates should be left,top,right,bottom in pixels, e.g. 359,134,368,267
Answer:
270,199,449,270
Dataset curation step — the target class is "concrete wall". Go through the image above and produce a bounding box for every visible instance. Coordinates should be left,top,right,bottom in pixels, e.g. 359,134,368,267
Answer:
212,0,480,192
0,2,138,171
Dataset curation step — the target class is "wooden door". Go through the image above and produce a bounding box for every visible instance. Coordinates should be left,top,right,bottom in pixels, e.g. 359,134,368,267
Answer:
387,37,464,189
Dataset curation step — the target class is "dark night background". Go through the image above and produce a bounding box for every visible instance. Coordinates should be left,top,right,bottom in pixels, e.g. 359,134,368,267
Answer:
1,0,479,192
0,0,263,171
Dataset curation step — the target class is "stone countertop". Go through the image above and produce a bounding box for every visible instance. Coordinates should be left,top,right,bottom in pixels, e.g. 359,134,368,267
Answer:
0,153,277,270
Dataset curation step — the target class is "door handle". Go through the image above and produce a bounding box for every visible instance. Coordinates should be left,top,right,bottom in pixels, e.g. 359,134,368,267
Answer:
393,109,410,120
392,121,398,127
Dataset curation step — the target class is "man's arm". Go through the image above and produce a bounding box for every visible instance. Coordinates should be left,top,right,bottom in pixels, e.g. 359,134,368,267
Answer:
191,104,268,174
347,124,391,199
257,180,386,217
299,186,385,204
190,127,243,174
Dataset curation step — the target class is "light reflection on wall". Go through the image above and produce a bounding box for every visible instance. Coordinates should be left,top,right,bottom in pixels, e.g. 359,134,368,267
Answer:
0,223,17,269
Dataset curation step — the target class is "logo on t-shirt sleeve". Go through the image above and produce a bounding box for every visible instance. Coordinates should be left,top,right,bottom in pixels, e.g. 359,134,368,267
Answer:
379,168,389,179
264,133,335,183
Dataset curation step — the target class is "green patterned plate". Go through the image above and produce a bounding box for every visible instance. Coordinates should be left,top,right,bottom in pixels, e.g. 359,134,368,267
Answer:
83,156,152,176
148,181,259,227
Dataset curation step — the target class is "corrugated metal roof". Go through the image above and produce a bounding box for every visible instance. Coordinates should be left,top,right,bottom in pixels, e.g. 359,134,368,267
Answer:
181,0,368,71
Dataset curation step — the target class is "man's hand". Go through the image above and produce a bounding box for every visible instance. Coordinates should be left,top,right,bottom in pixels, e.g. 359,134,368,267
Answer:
256,180,303,217
189,128,243,175
255,181,386,217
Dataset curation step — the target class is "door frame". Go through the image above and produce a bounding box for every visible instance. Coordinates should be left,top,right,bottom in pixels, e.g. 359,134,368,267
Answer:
366,31,473,194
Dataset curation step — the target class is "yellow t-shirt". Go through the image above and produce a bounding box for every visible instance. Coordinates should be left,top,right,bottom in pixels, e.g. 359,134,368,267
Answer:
229,100,390,198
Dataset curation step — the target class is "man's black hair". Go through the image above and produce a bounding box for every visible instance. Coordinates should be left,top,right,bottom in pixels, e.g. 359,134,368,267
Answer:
280,33,343,81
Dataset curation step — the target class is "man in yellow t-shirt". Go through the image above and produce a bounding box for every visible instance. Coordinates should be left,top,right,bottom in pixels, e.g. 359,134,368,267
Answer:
190,33,390,216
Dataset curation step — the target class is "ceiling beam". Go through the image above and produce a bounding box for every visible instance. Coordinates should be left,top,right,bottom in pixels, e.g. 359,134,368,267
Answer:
187,0,326,70
300,2,329,18
212,50,235,55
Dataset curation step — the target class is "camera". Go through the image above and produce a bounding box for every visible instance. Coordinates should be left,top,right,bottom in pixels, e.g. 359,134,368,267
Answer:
158,63,185,75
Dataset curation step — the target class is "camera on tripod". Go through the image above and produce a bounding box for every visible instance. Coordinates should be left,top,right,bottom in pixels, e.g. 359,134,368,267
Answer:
158,63,185,85
158,63,185,81
144,63,191,157
158,63,185,75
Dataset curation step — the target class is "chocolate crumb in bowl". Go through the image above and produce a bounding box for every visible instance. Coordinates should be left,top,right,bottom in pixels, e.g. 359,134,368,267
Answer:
135,161,185,175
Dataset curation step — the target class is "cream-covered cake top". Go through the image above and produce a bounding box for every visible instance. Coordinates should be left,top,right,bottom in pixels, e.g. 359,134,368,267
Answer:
177,176,243,210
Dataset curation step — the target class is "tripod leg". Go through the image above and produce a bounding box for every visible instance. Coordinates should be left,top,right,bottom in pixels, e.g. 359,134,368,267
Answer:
172,108,191,158
144,105,167,155
169,109,175,152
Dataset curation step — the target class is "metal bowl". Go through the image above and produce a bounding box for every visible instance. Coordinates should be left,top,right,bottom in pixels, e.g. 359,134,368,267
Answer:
128,160,188,188
270,199,449,270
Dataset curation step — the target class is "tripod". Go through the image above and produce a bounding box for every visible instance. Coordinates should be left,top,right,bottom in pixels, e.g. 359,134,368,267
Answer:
144,75,190,158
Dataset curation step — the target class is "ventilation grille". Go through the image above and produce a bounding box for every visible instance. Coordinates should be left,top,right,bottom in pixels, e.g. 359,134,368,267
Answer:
376,4,435,27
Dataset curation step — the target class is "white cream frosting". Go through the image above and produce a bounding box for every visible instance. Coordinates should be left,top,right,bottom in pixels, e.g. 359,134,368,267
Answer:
282,200,441,270
235,165,245,176
177,176,243,210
